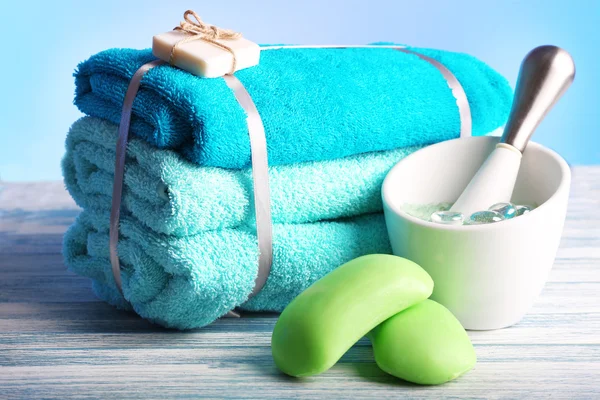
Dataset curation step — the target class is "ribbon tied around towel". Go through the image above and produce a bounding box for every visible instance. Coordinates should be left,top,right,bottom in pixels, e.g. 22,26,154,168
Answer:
170,10,241,74
110,43,471,319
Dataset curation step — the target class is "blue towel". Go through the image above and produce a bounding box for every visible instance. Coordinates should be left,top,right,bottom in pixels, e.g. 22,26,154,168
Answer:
74,46,511,168
63,210,391,329
62,117,424,236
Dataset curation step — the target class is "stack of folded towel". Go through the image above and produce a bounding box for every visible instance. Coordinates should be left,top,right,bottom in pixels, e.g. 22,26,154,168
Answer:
62,46,512,329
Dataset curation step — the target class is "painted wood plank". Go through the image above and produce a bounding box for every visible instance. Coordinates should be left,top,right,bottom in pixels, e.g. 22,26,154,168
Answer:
1,168,599,398
1,362,599,399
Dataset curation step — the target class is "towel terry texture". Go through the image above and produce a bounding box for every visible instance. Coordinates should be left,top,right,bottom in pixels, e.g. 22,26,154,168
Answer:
74,46,512,168
63,210,391,329
62,117,422,237
64,45,513,330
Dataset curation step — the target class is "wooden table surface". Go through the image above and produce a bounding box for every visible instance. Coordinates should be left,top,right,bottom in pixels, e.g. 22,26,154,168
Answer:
1,170,599,399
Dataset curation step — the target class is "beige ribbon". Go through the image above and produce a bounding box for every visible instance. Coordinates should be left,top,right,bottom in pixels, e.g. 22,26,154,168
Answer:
110,59,165,293
394,48,472,138
109,62,269,318
223,75,273,297
109,45,472,315
170,10,241,75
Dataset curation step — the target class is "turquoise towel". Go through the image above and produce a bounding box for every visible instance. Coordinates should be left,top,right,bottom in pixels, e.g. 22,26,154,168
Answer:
63,210,391,329
74,46,512,168
62,117,422,236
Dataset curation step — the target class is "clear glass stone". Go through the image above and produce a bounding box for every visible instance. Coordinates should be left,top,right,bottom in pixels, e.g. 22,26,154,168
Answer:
430,211,464,225
466,210,504,225
488,202,517,219
515,204,532,216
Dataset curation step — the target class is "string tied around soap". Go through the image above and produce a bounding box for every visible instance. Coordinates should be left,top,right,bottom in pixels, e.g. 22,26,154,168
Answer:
170,10,242,74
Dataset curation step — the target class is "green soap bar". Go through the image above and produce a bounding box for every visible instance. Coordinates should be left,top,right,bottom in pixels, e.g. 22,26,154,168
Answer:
368,299,476,385
271,254,434,377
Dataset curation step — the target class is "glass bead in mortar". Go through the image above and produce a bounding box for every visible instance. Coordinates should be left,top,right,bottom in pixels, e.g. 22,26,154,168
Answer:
488,202,517,219
515,205,532,216
466,210,504,225
430,211,464,225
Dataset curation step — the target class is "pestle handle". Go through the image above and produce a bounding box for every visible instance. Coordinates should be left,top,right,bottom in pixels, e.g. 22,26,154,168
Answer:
451,45,575,217
501,45,575,152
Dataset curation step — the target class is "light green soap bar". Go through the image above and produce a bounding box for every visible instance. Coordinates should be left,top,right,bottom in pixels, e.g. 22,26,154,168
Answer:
271,254,434,377
368,299,476,385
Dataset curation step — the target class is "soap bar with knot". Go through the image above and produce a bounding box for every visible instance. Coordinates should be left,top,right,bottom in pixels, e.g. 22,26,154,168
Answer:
152,30,260,78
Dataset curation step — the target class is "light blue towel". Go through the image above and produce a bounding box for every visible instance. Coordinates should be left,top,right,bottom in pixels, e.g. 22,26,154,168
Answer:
62,117,422,236
63,210,391,329
74,46,512,168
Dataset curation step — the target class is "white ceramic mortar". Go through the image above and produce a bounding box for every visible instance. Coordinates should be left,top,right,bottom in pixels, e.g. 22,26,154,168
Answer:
382,136,570,330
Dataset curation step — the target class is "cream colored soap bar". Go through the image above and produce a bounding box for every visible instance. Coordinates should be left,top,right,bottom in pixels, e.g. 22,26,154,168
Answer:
152,30,260,78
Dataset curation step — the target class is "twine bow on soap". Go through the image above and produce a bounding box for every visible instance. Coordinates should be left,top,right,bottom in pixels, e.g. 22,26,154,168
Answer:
170,10,242,74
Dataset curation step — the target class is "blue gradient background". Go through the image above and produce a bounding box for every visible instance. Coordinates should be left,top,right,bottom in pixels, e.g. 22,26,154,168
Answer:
0,0,598,180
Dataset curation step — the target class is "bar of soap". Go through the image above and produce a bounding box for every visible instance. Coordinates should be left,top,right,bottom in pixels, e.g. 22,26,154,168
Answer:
152,30,260,78
271,254,433,377
368,299,476,385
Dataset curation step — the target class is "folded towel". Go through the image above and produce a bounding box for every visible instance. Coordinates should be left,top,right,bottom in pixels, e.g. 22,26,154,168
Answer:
62,117,421,236
63,210,391,329
74,46,511,168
